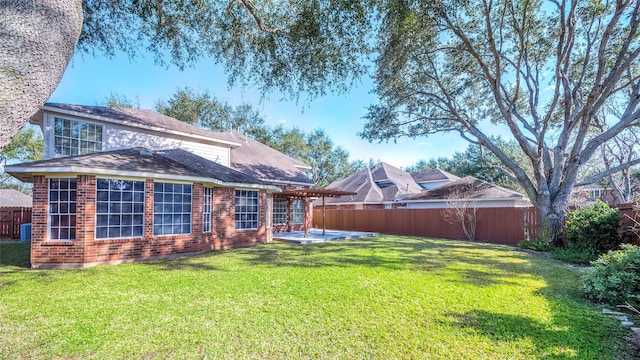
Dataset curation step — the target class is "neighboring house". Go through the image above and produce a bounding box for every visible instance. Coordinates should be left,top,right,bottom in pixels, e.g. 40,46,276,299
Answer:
0,189,32,207
5,103,313,268
317,163,530,209
411,169,460,190
571,184,630,207
401,176,531,208
319,162,423,209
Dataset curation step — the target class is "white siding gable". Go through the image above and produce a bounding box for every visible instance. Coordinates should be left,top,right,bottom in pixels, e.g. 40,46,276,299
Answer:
41,112,231,167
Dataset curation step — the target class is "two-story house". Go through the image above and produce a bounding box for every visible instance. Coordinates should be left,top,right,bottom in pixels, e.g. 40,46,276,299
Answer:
5,103,314,268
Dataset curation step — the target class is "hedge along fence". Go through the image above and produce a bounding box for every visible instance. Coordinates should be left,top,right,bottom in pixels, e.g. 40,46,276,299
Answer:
312,207,538,245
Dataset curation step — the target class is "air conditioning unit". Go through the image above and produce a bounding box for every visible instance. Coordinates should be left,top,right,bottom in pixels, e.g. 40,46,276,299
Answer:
20,223,32,242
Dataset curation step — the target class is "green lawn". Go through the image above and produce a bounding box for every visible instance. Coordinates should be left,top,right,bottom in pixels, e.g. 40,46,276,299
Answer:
0,236,630,359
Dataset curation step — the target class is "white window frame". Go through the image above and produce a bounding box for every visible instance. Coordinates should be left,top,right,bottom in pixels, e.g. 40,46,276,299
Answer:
292,199,304,224
235,189,259,230
48,178,77,241
53,117,103,156
589,189,605,198
95,178,145,240
202,187,213,233
273,198,288,225
153,182,193,236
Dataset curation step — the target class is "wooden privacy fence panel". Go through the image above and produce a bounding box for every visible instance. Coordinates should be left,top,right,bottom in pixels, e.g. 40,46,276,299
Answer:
313,207,538,245
0,207,32,240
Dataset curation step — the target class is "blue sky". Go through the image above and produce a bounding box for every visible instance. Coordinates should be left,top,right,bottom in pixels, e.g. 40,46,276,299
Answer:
48,52,473,169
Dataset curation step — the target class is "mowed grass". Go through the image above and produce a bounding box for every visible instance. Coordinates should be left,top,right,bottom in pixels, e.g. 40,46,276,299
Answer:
0,236,630,359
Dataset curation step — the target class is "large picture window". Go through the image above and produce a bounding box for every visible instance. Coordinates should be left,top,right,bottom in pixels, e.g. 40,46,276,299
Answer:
273,198,287,225
292,199,304,224
49,178,77,241
54,117,102,156
235,190,259,230
96,179,145,239
153,182,192,236
202,187,213,233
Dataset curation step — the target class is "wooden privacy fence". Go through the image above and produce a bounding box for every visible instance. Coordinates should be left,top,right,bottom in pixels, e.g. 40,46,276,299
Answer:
313,207,538,245
0,207,32,240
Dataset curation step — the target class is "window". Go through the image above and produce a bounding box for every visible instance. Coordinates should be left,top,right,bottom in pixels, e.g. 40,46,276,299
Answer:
235,190,259,230
292,199,304,224
589,189,605,198
96,179,145,239
153,182,192,236
202,187,213,233
54,117,102,156
273,198,287,225
49,178,77,241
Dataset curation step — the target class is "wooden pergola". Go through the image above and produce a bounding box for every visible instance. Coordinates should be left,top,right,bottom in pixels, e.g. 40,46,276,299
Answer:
274,189,356,236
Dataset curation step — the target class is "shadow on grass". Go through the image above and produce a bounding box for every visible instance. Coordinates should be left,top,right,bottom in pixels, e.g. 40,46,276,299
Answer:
144,253,227,272
0,242,30,270
229,236,535,286
446,309,575,359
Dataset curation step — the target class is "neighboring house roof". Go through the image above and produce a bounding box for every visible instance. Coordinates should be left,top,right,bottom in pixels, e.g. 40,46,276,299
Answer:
5,148,278,190
34,103,241,147
403,176,527,201
411,169,460,183
0,189,32,207
322,162,423,203
213,130,313,186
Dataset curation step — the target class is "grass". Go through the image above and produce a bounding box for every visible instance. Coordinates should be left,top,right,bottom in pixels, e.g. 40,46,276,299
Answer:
0,236,632,359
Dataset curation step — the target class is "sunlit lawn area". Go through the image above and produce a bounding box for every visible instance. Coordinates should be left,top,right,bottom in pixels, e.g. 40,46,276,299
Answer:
0,236,630,359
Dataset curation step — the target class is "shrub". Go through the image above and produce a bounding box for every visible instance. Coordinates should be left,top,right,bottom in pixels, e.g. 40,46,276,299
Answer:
551,245,598,264
518,239,552,252
582,244,640,306
565,200,621,255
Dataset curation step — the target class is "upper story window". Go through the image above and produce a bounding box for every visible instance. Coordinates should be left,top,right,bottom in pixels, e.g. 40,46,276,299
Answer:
54,117,103,156
589,189,605,199
273,198,287,225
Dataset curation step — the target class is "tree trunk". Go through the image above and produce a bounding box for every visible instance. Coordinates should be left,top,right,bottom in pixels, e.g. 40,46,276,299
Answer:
536,195,568,246
0,0,83,149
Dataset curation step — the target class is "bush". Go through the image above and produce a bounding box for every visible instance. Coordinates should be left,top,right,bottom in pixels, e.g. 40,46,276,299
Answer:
565,200,621,255
582,244,640,306
518,239,552,252
551,245,598,264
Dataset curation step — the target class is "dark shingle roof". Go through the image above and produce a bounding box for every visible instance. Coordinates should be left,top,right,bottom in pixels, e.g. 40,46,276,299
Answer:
412,169,460,182
39,104,311,185
213,130,313,185
323,162,422,203
6,148,267,186
404,176,526,200
0,189,32,207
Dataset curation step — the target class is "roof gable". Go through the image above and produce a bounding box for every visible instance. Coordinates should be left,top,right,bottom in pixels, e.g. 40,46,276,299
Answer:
324,162,422,203
40,103,240,147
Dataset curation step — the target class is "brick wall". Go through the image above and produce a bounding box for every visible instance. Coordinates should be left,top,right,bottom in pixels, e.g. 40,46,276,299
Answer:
31,176,272,268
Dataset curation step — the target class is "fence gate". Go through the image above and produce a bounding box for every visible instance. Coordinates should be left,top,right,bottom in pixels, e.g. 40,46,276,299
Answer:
0,207,32,240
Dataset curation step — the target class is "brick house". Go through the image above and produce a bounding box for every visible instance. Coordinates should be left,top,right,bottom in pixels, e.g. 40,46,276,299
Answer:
5,103,313,268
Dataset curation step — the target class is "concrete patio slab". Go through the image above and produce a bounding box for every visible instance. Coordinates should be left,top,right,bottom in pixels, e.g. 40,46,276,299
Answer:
273,228,378,244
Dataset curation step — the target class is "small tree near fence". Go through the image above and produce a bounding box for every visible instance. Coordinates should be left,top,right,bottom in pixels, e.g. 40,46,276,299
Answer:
443,189,479,241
